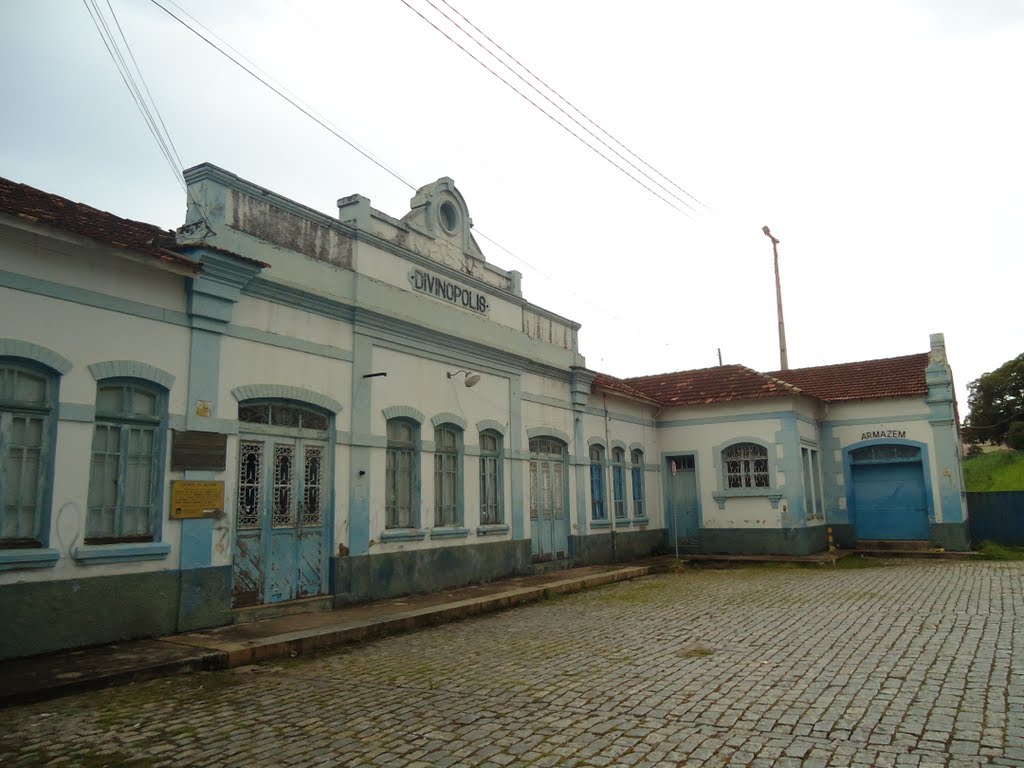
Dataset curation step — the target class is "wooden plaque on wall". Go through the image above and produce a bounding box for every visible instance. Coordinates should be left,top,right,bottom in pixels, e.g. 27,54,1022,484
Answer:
171,430,228,471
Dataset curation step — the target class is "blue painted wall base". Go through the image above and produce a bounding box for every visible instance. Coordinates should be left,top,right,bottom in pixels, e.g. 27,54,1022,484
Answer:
931,522,971,551
569,529,664,566
0,566,230,661
700,526,827,556
331,539,533,606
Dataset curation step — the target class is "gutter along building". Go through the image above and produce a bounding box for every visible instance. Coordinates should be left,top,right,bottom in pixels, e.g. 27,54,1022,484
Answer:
0,166,967,659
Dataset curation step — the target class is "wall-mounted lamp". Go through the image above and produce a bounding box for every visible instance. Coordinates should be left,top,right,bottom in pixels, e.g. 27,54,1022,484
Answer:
362,372,388,379
447,370,481,388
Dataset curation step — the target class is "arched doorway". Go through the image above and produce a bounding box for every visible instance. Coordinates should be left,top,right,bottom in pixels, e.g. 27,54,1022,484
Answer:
849,442,929,541
233,400,332,606
528,436,569,562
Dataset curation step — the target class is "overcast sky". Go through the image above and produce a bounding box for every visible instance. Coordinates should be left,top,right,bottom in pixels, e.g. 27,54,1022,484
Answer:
3,0,1022,413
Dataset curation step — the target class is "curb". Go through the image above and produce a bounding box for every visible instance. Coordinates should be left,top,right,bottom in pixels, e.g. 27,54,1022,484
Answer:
188,565,655,668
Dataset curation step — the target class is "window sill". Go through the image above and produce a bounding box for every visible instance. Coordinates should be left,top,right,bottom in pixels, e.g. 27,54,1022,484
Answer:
632,516,650,526
380,528,428,543
590,519,611,529
0,547,60,571
430,526,470,539
72,542,171,565
476,524,509,536
712,489,783,510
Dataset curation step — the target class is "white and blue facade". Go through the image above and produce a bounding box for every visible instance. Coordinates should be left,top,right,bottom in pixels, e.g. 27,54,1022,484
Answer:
0,166,966,659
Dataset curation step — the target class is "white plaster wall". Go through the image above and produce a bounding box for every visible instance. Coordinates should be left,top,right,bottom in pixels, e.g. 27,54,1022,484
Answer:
825,398,943,520
520,372,572,402
657,407,788,530
366,346,514,552
0,288,192,414
232,295,354,352
0,423,184,585
1,227,189,314
218,336,352,429
355,240,522,332
583,394,664,530
0,285,194,584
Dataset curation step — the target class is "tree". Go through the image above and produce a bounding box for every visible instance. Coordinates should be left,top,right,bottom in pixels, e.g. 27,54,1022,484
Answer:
964,352,1024,444
1007,422,1024,451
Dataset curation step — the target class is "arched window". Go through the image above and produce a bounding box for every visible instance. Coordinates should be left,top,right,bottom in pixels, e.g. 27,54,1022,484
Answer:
631,449,645,519
611,447,626,520
589,444,606,521
0,361,56,547
87,379,166,542
723,443,770,489
386,419,419,529
479,430,502,525
434,424,462,526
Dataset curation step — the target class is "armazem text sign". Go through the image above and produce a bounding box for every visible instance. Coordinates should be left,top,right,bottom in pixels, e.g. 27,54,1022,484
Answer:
860,429,907,440
409,269,489,314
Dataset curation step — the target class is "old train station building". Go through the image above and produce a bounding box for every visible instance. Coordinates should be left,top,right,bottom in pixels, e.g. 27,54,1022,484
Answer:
0,166,966,658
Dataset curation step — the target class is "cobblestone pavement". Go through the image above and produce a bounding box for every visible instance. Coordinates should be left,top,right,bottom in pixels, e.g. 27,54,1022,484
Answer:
2,560,1022,768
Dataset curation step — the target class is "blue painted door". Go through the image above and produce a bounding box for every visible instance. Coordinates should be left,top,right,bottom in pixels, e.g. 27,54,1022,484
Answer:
852,461,929,540
233,436,328,606
669,457,699,549
529,438,568,561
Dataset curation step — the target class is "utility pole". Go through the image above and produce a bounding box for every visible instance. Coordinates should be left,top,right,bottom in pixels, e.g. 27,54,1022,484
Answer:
762,226,789,371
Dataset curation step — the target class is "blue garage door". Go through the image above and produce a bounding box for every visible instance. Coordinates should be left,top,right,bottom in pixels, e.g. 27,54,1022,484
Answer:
851,445,929,540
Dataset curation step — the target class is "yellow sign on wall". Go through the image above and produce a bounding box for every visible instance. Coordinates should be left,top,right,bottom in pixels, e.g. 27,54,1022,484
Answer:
170,480,225,519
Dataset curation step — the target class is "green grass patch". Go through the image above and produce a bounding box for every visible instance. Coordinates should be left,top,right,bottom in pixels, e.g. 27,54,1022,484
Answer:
973,540,1024,560
963,450,1024,491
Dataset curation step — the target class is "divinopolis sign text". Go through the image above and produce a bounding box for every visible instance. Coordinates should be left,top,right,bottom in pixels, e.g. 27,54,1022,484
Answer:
409,269,489,314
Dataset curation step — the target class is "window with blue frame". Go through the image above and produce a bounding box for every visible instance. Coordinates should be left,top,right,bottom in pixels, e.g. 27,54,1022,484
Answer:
589,444,606,520
0,361,56,548
86,380,166,543
386,418,419,528
631,449,645,519
434,424,462,526
612,447,627,520
479,430,502,525
723,443,770,488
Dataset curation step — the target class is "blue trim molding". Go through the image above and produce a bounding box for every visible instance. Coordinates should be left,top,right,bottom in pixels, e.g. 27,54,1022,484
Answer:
88,360,175,390
0,338,72,373
0,548,60,571
527,426,571,445
380,528,428,543
476,419,505,435
72,542,171,565
232,384,342,414
431,411,467,430
382,405,425,424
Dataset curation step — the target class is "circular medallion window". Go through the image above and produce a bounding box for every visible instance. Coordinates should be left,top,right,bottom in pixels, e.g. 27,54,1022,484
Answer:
439,201,459,234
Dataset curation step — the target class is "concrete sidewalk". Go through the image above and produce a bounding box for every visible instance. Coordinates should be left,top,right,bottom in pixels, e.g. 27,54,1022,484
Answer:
0,560,665,708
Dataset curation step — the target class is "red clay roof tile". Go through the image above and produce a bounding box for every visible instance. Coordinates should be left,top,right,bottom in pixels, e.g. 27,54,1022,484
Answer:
0,175,200,272
767,353,929,402
622,365,803,407
591,372,662,405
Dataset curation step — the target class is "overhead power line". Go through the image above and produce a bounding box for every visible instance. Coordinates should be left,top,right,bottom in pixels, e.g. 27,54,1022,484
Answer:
429,0,705,213
148,0,418,193
82,0,215,236
397,0,695,219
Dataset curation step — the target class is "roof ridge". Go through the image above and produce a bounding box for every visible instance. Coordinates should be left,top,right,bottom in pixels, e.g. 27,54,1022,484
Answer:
768,351,929,376
749,367,805,396
623,363,746,383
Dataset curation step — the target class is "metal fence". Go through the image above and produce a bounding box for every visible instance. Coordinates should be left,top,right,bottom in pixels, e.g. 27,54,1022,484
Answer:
967,491,1024,546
